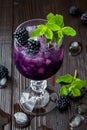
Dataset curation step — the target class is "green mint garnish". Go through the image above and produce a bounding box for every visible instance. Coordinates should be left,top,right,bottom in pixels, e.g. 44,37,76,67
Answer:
56,74,73,84
56,70,87,97
30,13,76,44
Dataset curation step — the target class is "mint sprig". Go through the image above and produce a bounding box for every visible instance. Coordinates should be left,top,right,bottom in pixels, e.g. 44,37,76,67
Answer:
56,70,87,97
30,13,76,44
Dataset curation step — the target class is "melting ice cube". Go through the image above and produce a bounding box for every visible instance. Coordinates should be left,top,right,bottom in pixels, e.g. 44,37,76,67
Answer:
69,115,84,129
77,103,87,115
14,112,28,125
26,26,36,33
23,96,37,112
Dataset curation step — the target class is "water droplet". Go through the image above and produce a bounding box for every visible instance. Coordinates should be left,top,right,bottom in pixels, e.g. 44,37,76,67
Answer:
69,115,84,129
69,41,82,56
77,103,87,115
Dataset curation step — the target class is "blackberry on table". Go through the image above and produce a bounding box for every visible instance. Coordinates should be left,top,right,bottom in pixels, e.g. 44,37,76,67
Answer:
81,12,87,24
69,6,80,16
57,96,70,111
0,65,8,79
14,27,29,46
26,39,40,55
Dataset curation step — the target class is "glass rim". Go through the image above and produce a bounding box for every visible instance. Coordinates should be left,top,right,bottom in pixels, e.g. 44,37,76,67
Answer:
14,19,47,32
14,19,63,49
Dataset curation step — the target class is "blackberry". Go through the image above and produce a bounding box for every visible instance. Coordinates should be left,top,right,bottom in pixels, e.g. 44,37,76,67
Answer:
14,27,29,46
81,12,87,24
69,6,79,16
0,65,8,79
26,39,40,55
57,96,70,111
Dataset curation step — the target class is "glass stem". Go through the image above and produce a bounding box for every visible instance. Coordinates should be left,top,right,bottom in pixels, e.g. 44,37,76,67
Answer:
30,80,47,93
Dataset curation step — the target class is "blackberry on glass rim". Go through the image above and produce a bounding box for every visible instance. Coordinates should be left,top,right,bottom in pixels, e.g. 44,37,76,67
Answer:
14,27,29,46
26,39,40,55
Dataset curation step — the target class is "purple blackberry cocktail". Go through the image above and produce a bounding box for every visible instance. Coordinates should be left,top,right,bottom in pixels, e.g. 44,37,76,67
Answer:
14,13,76,115
14,32,63,80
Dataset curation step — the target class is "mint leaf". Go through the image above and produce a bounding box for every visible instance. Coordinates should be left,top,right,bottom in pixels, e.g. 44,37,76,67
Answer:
46,23,60,31
71,88,81,97
54,37,61,45
45,28,53,40
59,85,69,96
56,74,73,84
38,24,46,29
55,14,64,27
46,39,51,43
57,70,87,97
47,13,55,23
53,33,59,44
30,25,47,37
37,25,47,35
30,28,42,37
30,13,76,45
62,26,76,36
57,30,63,39
39,27,47,35
71,78,87,89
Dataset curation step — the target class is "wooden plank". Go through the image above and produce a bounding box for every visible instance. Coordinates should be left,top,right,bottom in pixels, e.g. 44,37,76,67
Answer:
0,0,13,44
0,0,13,130
0,29,12,130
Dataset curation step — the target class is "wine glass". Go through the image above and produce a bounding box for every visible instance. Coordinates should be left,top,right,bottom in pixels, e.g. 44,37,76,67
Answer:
14,19,64,115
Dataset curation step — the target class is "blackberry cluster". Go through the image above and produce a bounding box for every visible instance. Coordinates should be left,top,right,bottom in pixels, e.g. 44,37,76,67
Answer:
69,6,80,16
57,96,70,111
26,39,40,55
81,12,87,24
0,65,8,79
14,27,29,46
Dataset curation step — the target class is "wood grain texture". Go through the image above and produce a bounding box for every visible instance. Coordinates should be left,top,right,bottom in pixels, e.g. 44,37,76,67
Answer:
0,0,13,130
0,0,87,129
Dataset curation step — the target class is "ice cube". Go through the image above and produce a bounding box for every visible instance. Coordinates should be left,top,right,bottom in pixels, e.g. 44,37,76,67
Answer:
23,96,37,112
20,92,29,104
14,112,28,125
26,26,36,33
77,103,87,114
69,115,84,129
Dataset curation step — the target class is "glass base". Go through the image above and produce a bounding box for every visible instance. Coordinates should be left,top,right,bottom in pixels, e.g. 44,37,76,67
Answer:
20,86,58,115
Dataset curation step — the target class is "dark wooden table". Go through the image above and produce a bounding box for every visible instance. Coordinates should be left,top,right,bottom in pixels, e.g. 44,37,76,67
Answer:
0,0,87,129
